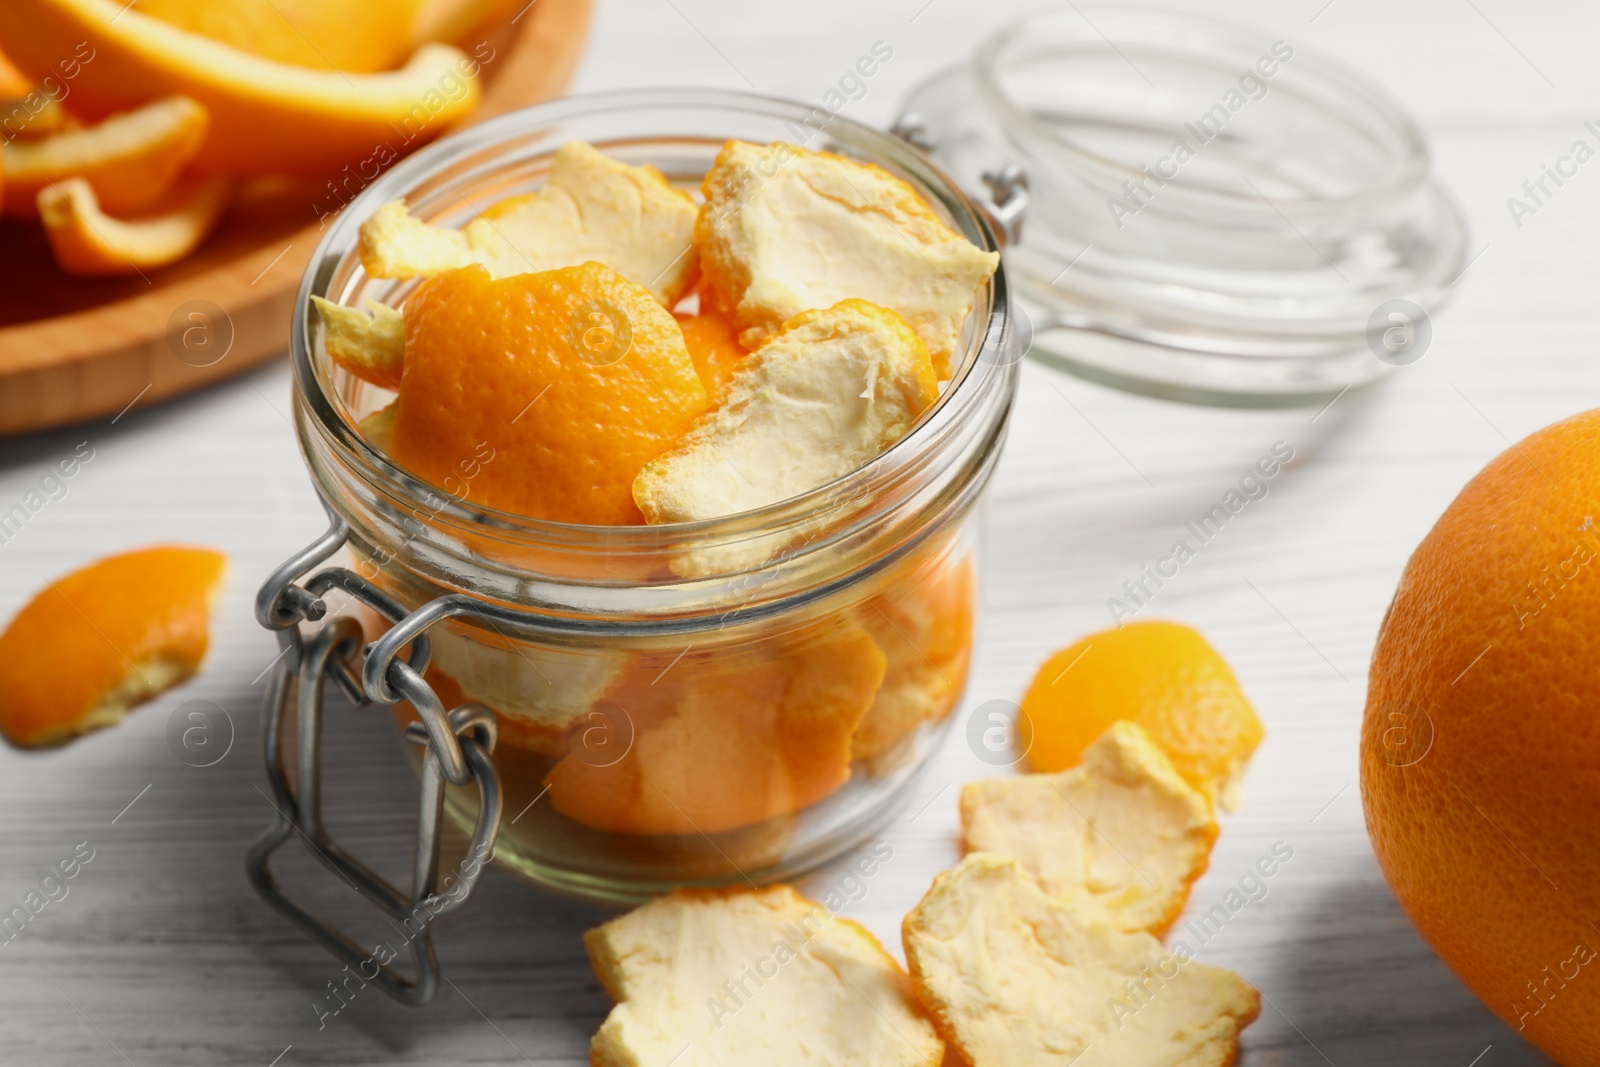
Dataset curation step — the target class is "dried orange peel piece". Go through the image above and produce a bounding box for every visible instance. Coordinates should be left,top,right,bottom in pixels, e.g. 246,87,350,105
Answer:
697,139,999,379
2,95,208,220
961,721,1218,936
853,552,973,762
311,296,406,390
359,142,700,306
587,885,944,1067
357,200,476,278
634,300,939,525
38,174,229,276
1020,620,1265,812
545,623,886,835
0,546,227,748
0,0,479,176
903,853,1259,1067
358,403,398,451
674,310,748,405
391,262,708,525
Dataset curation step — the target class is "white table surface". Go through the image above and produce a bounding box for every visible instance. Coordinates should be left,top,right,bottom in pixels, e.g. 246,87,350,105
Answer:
0,0,1590,1063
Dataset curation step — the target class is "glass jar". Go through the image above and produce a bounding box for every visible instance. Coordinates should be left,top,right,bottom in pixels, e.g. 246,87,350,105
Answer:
900,6,1469,406
287,89,1018,904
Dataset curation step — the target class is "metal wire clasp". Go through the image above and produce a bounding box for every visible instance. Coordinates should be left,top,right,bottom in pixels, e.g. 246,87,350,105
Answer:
246,506,503,1006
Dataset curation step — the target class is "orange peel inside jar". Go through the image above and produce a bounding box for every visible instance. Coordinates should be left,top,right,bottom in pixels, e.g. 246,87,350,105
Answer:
853,548,974,765
0,545,227,748
388,261,708,527
543,623,887,836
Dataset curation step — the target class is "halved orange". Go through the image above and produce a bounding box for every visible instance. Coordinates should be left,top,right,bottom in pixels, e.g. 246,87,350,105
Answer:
0,546,227,748
135,0,427,74
0,0,480,176
2,95,208,220
38,174,230,276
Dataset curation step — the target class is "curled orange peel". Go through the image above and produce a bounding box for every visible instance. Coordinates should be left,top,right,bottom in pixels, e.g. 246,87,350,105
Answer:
0,0,481,176
38,174,230,276
2,94,208,220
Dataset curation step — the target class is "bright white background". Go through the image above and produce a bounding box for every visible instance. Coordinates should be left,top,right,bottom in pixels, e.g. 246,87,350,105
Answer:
0,0,1593,1063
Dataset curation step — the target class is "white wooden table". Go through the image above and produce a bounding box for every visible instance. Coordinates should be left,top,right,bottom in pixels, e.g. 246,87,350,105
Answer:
0,0,1589,1062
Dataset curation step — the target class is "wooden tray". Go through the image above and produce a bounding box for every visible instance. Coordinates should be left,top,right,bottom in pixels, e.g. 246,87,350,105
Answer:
0,0,592,437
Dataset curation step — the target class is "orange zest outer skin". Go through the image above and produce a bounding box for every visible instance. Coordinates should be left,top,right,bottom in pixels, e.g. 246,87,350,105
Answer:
1020,620,1264,810
135,0,426,74
0,0,479,177
0,545,227,747
2,95,208,220
674,311,748,406
38,174,229,276
1362,408,1600,1067
544,625,886,836
390,262,708,526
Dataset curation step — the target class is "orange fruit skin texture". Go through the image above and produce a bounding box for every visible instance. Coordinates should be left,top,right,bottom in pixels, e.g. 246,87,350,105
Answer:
390,262,709,526
0,546,227,747
0,0,477,177
674,311,748,406
1020,620,1263,809
1362,408,1600,1065
134,0,425,73
544,624,887,836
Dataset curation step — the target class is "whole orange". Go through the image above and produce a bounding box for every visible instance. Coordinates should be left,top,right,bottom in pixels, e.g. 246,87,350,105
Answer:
1362,408,1600,1065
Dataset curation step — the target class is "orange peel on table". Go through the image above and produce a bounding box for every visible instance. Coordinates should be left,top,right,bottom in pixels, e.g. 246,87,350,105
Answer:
1,95,208,220
135,0,426,74
390,262,708,526
1019,620,1264,812
0,0,480,176
38,174,230,276
545,623,887,836
0,546,228,748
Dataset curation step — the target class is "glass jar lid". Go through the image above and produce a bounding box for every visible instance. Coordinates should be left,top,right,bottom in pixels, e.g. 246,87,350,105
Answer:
897,5,1469,407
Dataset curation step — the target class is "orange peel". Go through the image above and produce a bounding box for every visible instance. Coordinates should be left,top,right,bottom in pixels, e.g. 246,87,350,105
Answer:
2,95,208,220
0,91,72,142
390,262,708,525
853,552,973,762
0,546,227,748
311,296,405,389
359,143,700,305
0,0,481,176
1020,620,1264,811
411,0,522,48
674,311,748,405
135,0,426,74
38,174,229,276
545,623,886,835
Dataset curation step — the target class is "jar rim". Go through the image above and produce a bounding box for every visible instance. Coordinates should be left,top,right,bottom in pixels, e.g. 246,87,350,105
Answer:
971,5,1431,214
291,88,1015,566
